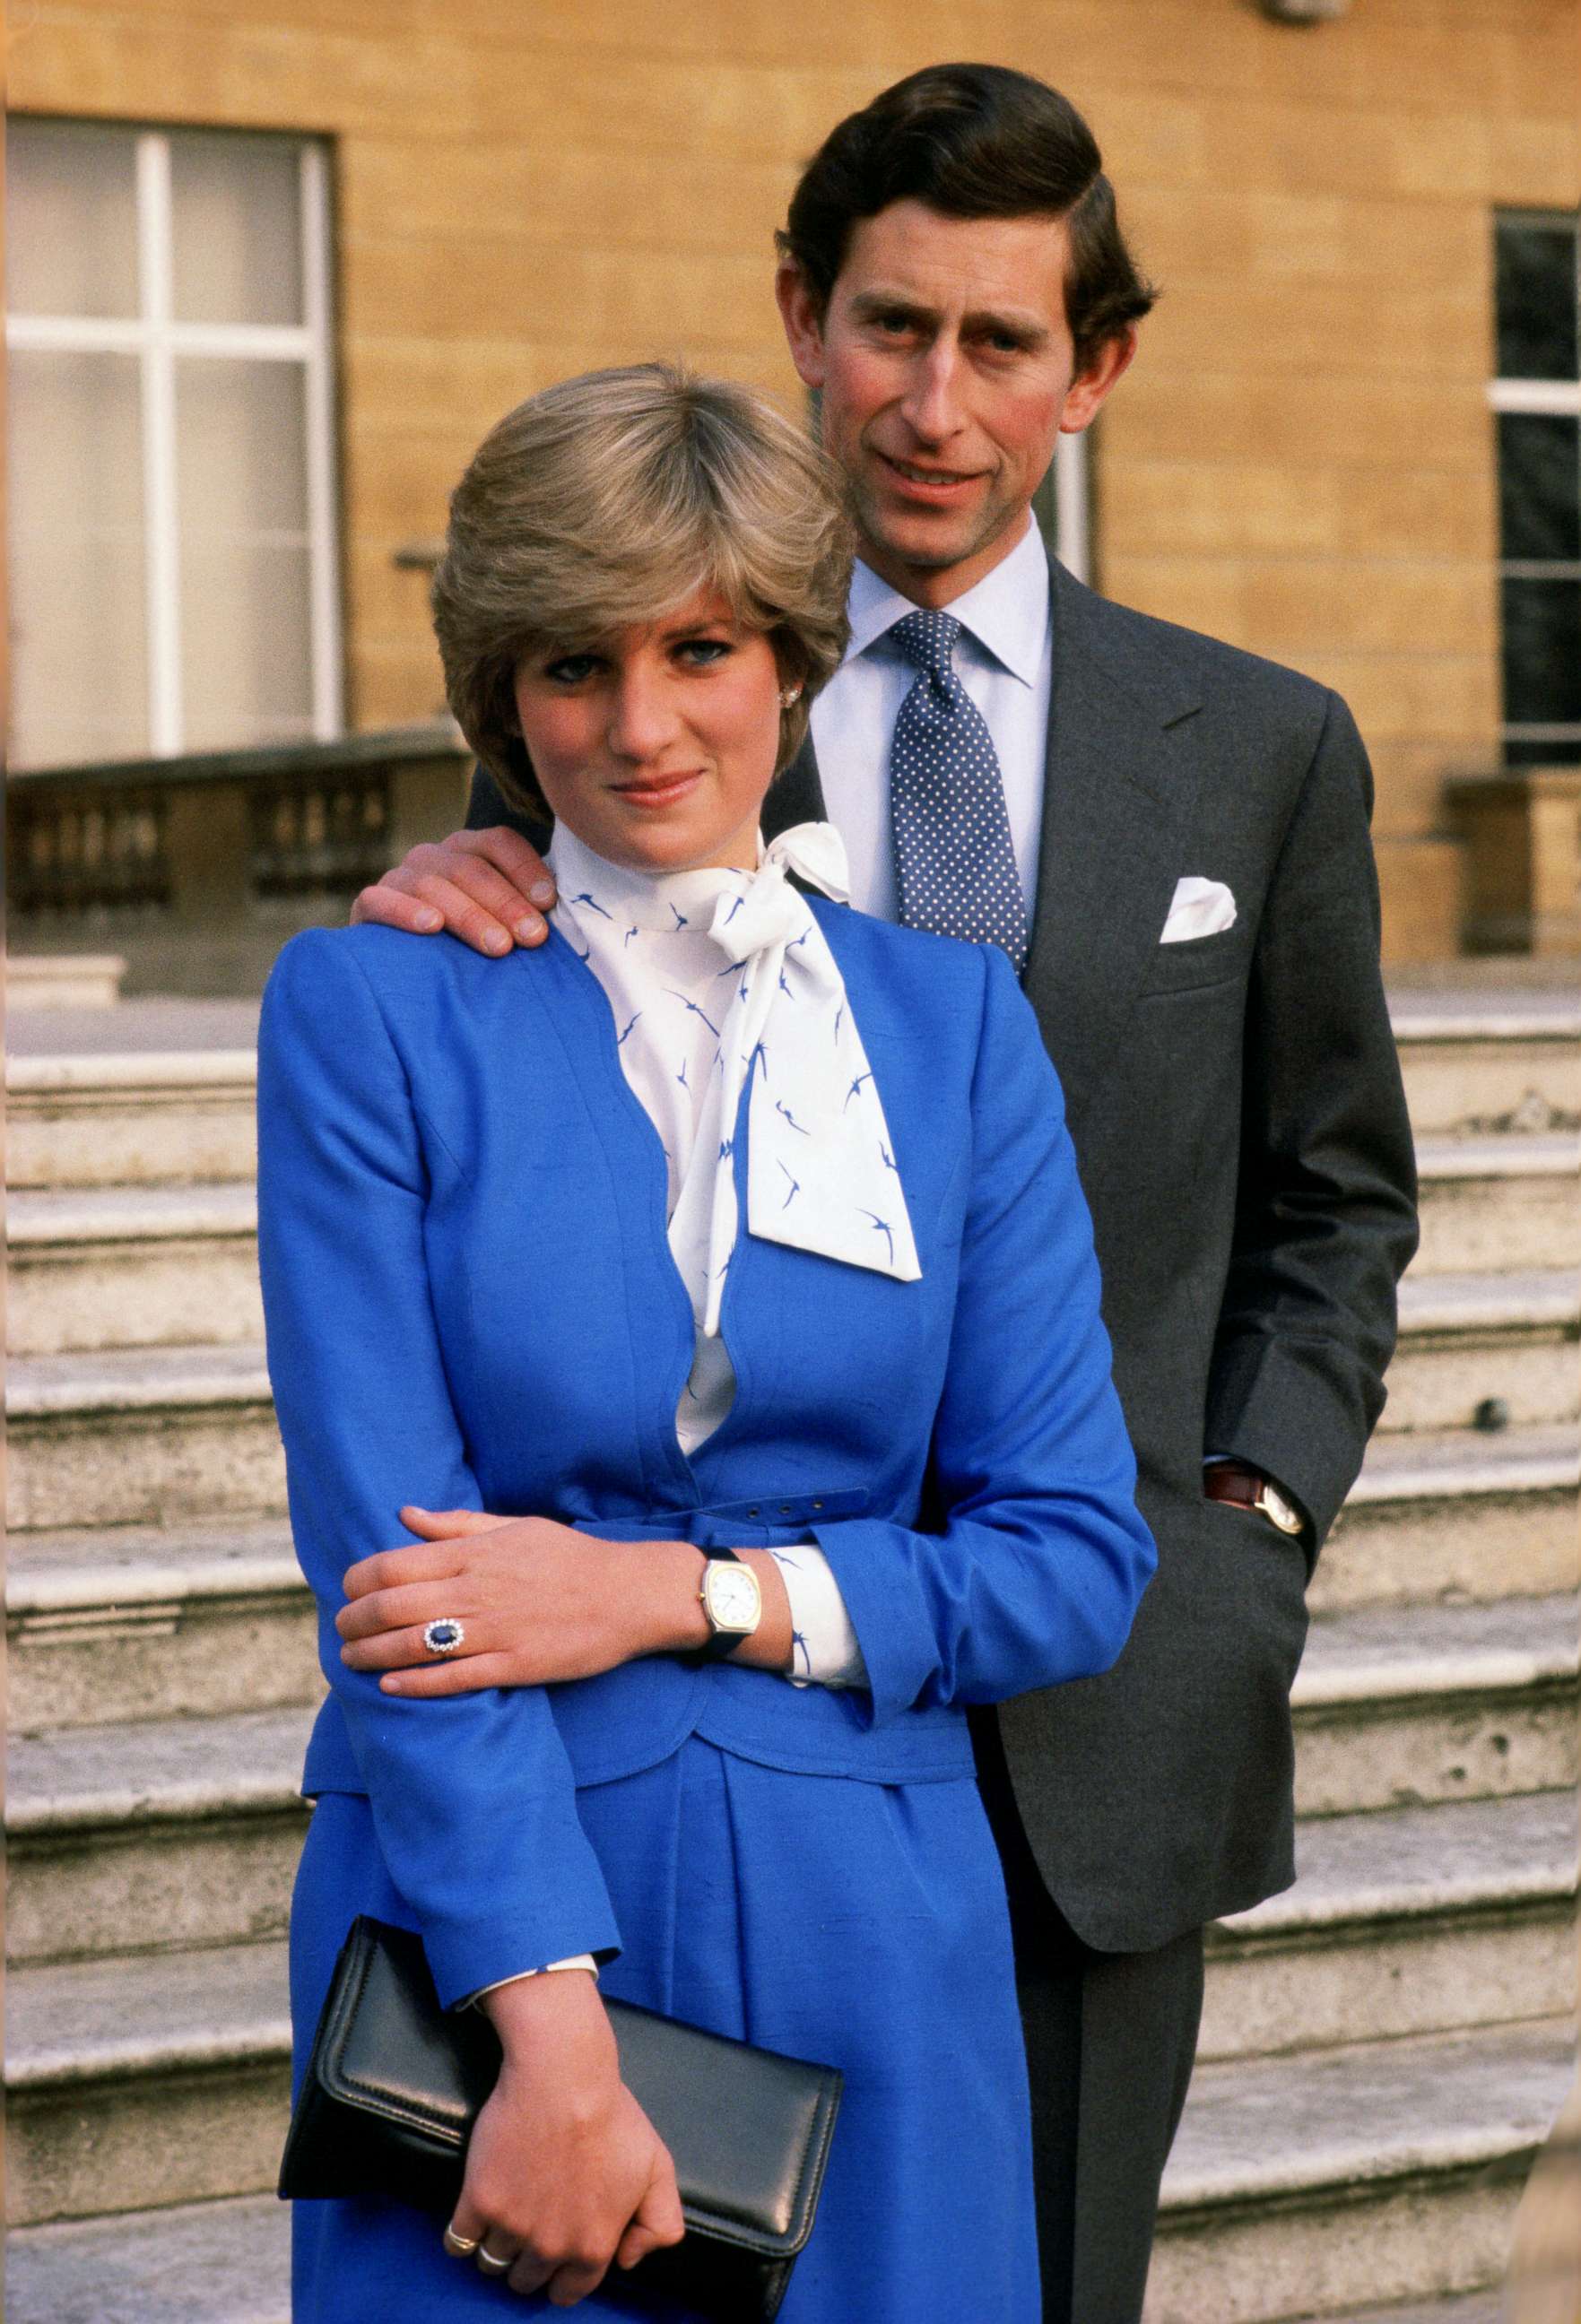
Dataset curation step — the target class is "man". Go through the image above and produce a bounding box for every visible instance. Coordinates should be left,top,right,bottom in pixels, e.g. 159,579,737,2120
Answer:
357,64,1419,2322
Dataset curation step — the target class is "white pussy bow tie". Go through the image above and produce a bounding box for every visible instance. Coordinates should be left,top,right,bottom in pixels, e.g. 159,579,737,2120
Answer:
554,822,922,1334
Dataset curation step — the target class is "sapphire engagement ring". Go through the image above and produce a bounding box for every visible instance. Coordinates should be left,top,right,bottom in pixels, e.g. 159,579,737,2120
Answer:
422,1617,465,1656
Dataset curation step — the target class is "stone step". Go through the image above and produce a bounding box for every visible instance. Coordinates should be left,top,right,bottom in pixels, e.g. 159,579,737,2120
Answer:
1201,1789,1577,2062
5,2192,291,2324
4,1938,291,2226
6,1343,285,1533
1315,1425,1580,1611
1147,2016,1577,2323
1383,1269,1578,1435
6,1706,315,1964
5,1049,258,1190
4,1134,1569,1359
6,1182,263,1355
6,954,127,1010
1412,1132,1580,1275
1293,1592,1579,1817
1313,2299,1504,2324
6,1517,315,1730
0,2173,1518,2324
1391,993,1581,1139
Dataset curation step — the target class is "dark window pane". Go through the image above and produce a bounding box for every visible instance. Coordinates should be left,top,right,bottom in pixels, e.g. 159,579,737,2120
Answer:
1502,576,1581,726
1496,217,1579,381
1498,414,1581,561
1505,733,1581,767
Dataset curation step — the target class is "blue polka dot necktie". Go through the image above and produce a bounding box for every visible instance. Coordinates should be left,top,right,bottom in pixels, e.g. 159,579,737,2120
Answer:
888,610,1029,972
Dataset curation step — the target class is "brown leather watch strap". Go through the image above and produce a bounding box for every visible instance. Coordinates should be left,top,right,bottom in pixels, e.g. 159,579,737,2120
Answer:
1203,1461,1266,1512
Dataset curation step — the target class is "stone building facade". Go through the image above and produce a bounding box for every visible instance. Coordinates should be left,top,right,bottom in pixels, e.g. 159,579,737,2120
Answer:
8,0,1579,958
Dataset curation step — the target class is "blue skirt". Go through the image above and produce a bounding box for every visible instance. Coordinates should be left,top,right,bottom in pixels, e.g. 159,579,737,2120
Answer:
290,1739,1039,2322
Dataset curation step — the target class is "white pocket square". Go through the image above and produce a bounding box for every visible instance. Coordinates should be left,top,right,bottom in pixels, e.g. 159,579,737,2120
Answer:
1160,877,1237,944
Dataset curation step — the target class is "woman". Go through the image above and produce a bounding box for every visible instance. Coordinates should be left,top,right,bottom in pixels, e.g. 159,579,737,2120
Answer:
259,363,1154,2322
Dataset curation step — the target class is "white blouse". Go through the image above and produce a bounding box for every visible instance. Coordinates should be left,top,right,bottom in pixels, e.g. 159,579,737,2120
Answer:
547,821,885,1692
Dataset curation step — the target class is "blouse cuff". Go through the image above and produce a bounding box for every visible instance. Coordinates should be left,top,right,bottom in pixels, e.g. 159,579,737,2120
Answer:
771,1542,869,1690
464,1955,600,2010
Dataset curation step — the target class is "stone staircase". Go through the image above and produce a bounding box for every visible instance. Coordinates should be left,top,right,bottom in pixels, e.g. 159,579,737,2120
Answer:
5,993,1578,2324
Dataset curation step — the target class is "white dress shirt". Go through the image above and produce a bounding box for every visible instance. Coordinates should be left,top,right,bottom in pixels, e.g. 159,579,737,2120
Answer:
810,516,1053,923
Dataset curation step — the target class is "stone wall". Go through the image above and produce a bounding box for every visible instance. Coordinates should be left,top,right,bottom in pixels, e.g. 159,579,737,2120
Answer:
10,0,1579,958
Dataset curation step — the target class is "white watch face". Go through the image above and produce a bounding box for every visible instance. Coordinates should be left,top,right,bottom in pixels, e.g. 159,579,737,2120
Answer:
704,1562,761,1635
1259,1480,1303,1535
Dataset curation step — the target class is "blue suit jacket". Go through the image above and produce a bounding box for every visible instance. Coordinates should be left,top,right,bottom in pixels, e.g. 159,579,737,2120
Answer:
256,901,1153,2007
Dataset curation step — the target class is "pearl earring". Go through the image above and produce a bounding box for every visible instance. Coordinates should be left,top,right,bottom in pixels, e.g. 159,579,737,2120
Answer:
778,684,802,709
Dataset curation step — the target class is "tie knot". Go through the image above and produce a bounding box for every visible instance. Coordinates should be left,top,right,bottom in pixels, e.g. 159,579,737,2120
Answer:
890,609,961,683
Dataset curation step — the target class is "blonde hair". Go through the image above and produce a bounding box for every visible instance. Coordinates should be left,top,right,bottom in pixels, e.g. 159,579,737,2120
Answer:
432,363,854,819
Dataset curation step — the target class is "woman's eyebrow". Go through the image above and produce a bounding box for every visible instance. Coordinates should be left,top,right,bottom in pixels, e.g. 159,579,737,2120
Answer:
654,613,736,642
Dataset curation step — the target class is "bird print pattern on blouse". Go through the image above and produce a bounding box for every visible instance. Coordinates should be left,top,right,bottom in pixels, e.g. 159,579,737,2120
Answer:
548,822,921,1457
889,609,1029,971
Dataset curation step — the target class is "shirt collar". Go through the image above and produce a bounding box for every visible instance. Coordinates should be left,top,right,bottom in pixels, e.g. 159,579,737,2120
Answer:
842,516,1050,689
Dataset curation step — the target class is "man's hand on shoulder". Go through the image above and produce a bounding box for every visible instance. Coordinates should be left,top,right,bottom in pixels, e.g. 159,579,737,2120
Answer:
351,827,557,955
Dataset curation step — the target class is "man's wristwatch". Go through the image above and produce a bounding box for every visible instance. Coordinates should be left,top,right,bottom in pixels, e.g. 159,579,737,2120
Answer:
697,1546,762,1659
1203,1461,1305,1537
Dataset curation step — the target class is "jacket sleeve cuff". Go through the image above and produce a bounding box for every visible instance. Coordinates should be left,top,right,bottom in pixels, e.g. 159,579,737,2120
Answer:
1205,1337,1368,1549
410,1784,621,2011
808,1518,938,1728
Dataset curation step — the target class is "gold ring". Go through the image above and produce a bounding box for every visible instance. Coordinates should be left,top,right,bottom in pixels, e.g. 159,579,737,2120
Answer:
443,2224,478,2258
476,2246,514,2276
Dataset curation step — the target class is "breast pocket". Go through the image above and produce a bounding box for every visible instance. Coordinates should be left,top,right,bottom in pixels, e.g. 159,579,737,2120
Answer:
1141,928,1247,997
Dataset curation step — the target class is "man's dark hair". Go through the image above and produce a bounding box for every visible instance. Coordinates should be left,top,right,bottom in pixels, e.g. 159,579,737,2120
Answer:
777,63,1157,369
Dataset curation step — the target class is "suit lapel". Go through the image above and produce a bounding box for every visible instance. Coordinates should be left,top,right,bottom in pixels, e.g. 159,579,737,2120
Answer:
767,575,1203,1124
1024,561,1205,1123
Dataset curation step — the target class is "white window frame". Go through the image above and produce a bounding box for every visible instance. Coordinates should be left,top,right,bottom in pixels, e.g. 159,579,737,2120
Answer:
1486,216,1581,762
1033,431,1090,584
6,124,343,758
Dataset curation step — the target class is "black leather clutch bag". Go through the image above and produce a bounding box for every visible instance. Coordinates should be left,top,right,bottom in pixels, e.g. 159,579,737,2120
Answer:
280,1917,843,2322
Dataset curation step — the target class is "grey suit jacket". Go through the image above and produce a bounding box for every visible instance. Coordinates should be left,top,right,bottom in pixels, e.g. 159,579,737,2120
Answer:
466,555,1420,1951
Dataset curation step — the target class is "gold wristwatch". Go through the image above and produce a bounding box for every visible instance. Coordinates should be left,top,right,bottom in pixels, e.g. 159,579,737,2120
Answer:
698,1547,762,1659
1203,1461,1305,1537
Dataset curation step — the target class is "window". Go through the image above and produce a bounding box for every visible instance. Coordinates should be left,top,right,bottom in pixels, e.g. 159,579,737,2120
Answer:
1490,212,1581,768
5,119,343,770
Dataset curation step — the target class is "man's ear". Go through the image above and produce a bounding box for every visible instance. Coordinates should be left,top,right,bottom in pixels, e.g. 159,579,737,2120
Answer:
776,258,829,391
1059,326,1137,436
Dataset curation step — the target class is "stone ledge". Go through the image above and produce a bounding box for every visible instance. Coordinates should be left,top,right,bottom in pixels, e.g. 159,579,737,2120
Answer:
1389,993,1581,1045
8,1517,300,1619
5,2193,289,2324
1396,1268,1580,1336
1296,1591,1578,1707
6,956,127,1009
7,1705,314,1835
1214,1789,1577,1943
7,1049,258,1093
5,1939,291,2091
1415,1132,1581,1180
1161,2017,1577,2216
7,1183,258,1247
7,1342,274,1420
1349,1425,1580,1504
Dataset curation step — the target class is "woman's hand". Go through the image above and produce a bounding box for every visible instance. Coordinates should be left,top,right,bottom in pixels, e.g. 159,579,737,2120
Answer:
337,1506,795,1695
449,1971,684,2302
336,1509,706,1696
